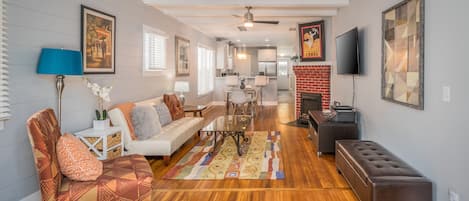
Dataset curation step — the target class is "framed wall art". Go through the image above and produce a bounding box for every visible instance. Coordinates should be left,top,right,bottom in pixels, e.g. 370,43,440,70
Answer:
382,0,424,109
298,20,325,61
175,36,190,76
81,5,116,74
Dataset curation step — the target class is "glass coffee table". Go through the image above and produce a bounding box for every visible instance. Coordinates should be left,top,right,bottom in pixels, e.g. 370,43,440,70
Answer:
201,115,252,156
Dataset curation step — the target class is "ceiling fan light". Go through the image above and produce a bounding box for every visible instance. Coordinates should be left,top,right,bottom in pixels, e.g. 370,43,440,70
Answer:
237,53,247,60
244,21,253,27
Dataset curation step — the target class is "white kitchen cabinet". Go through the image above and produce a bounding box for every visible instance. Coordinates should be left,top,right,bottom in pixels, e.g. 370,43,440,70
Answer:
258,48,277,62
216,42,234,69
216,42,227,69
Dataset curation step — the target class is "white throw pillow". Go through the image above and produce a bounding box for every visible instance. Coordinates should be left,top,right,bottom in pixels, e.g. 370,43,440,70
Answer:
131,105,162,140
153,103,173,126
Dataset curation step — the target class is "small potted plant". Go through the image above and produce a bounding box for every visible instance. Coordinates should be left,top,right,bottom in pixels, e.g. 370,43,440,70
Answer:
84,78,113,130
291,55,300,64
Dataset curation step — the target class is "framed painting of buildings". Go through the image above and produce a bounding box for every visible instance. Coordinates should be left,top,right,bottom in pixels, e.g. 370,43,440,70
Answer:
81,5,116,74
175,36,190,76
382,0,424,109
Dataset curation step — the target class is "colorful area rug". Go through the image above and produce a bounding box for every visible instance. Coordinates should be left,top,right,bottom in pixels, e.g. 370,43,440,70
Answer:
164,131,284,180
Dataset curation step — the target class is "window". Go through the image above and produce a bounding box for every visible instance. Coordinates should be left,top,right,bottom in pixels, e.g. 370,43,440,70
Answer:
197,45,215,96
0,0,9,122
143,25,167,75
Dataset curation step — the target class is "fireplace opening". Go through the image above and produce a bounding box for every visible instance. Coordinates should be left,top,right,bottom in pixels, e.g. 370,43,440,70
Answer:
298,93,323,124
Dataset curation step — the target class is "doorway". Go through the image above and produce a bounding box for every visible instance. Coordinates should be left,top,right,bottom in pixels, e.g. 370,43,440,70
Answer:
277,59,294,103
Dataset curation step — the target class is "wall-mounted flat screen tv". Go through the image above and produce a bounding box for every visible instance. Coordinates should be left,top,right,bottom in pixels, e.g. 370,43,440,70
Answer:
336,27,360,75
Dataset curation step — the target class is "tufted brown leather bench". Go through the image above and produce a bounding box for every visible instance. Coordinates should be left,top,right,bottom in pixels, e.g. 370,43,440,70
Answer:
336,140,432,201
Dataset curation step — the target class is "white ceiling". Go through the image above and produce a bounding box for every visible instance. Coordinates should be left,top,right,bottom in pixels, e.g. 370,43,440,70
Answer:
143,0,349,56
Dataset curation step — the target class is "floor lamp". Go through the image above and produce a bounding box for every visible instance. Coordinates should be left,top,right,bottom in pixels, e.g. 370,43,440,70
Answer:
37,48,83,127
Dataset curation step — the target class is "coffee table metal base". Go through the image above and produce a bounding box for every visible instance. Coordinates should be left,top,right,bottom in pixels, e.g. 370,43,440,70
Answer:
204,131,249,156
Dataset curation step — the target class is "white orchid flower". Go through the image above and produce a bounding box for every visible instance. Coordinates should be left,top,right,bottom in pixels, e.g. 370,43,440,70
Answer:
92,88,99,96
84,80,113,116
99,86,113,102
102,95,111,102
91,83,100,90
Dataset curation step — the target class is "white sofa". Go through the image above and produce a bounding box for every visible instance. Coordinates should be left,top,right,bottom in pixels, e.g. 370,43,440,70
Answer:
108,97,204,164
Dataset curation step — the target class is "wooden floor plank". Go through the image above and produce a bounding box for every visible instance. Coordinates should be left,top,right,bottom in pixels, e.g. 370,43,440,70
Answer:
149,102,358,201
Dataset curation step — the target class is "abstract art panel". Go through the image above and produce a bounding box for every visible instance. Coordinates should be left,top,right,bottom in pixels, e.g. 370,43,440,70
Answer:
382,0,424,110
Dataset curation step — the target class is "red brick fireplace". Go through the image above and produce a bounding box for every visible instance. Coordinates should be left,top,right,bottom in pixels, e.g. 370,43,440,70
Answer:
293,65,331,118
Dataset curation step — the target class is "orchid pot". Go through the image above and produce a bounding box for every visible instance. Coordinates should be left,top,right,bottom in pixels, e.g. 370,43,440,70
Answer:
93,119,110,130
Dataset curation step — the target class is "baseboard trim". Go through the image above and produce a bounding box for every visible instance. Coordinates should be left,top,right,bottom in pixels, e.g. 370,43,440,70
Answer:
262,101,278,106
21,191,40,201
209,101,226,106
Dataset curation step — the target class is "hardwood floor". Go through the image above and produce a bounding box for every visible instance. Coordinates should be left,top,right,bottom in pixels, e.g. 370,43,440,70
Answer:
149,103,358,201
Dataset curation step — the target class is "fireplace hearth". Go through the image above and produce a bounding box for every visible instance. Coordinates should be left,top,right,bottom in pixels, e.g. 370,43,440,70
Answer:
298,93,322,124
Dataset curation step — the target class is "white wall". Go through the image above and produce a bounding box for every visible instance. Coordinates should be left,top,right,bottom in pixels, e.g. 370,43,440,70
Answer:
331,0,469,200
2,0,215,200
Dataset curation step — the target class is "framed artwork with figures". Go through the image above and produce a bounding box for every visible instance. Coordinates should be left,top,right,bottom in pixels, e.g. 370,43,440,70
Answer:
81,5,116,74
298,20,325,61
175,36,190,76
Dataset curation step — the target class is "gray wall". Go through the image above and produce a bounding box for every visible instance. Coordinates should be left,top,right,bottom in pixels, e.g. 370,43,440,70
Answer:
331,0,469,200
2,0,215,200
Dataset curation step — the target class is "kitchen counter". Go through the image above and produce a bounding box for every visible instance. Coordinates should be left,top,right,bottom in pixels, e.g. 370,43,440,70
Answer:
215,76,277,80
212,77,278,105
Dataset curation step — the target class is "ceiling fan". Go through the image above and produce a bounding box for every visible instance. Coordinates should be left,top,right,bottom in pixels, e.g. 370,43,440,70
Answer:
234,6,279,31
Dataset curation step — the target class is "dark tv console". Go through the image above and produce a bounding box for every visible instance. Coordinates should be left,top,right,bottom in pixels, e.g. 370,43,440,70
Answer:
308,110,359,156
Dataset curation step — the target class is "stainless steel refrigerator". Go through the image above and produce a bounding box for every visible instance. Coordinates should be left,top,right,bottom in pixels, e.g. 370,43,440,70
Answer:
258,62,277,76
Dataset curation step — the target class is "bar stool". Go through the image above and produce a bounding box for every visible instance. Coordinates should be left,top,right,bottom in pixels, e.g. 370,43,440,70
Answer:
246,88,258,116
254,75,268,106
225,75,239,114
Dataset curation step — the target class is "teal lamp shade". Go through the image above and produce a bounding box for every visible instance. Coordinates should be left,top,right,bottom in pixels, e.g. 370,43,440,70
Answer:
37,48,83,75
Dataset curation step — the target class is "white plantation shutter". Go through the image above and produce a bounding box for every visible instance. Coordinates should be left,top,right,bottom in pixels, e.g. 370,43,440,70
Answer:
143,25,167,72
0,0,9,120
197,45,214,95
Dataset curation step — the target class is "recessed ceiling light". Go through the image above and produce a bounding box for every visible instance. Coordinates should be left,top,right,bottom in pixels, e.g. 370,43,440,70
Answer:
236,39,241,42
265,38,270,42
266,44,271,47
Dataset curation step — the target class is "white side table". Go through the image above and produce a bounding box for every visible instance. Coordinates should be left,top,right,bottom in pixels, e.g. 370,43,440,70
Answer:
74,127,124,160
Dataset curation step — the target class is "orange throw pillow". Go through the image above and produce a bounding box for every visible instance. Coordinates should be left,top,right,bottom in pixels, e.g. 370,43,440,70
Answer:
57,133,103,181
113,102,137,140
163,94,185,120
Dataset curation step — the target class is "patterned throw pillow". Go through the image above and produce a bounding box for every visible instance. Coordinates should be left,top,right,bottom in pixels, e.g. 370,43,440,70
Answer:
153,103,173,126
112,102,138,140
56,133,103,181
163,94,185,120
132,105,162,140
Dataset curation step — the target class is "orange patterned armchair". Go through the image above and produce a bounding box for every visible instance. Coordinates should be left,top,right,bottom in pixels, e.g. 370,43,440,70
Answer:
26,109,153,201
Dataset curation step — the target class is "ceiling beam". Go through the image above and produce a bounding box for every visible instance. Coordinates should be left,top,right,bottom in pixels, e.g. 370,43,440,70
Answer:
173,16,324,25
159,8,338,17
143,0,350,8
